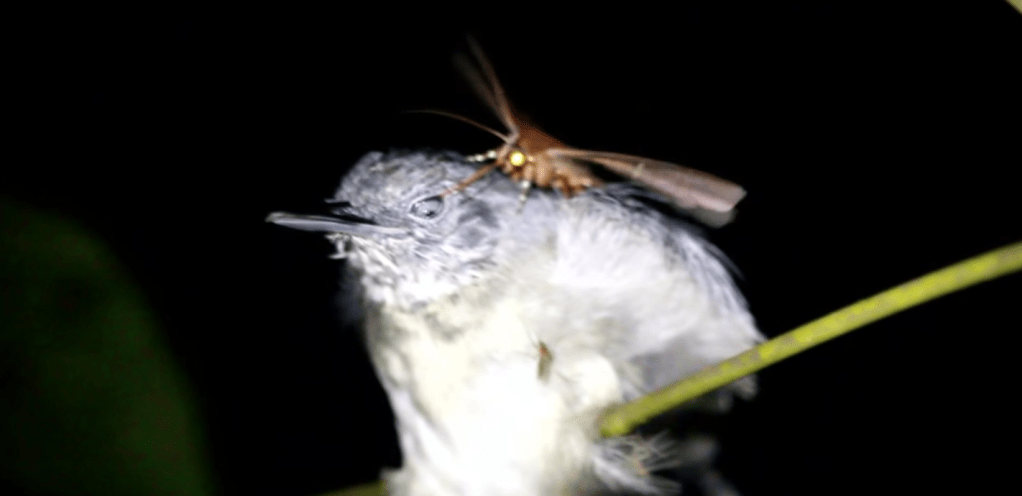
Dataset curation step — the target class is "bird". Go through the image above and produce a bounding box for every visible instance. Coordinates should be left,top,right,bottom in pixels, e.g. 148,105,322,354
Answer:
267,150,763,495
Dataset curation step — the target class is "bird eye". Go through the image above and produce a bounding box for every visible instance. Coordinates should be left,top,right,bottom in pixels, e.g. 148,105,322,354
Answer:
409,195,444,219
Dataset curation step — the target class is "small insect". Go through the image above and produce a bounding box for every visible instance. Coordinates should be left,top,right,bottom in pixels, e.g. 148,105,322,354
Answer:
536,341,554,382
427,38,748,226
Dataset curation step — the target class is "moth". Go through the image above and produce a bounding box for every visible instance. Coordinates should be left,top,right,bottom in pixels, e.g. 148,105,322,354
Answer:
428,38,748,226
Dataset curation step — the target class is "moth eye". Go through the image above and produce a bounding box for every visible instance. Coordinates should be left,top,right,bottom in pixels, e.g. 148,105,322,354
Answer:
409,195,444,219
508,150,527,167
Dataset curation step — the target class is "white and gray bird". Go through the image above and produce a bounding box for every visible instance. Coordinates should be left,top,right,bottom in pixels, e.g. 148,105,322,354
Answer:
267,150,763,495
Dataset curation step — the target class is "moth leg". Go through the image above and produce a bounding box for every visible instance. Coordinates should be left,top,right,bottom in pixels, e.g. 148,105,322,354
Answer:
466,149,498,163
551,177,567,197
549,173,578,198
442,161,500,197
516,180,533,212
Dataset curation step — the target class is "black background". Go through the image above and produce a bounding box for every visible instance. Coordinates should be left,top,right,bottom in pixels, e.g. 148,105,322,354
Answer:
6,2,1021,495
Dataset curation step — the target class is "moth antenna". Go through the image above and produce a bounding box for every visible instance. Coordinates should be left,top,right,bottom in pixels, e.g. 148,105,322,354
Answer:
464,36,520,140
453,53,502,124
405,109,511,143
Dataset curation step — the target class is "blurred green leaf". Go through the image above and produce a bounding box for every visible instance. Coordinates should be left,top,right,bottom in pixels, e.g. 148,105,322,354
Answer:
0,197,216,496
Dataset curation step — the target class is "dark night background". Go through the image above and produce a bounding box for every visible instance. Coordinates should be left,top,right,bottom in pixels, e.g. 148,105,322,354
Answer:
4,2,1021,495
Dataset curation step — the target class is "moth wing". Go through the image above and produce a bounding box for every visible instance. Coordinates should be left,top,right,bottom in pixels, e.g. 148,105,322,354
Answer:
545,149,746,215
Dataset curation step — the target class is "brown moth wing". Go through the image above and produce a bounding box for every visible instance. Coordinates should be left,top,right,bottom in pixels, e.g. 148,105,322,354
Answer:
543,149,746,213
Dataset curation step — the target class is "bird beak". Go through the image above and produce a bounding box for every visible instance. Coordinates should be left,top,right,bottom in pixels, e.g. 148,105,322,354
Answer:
265,211,408,238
